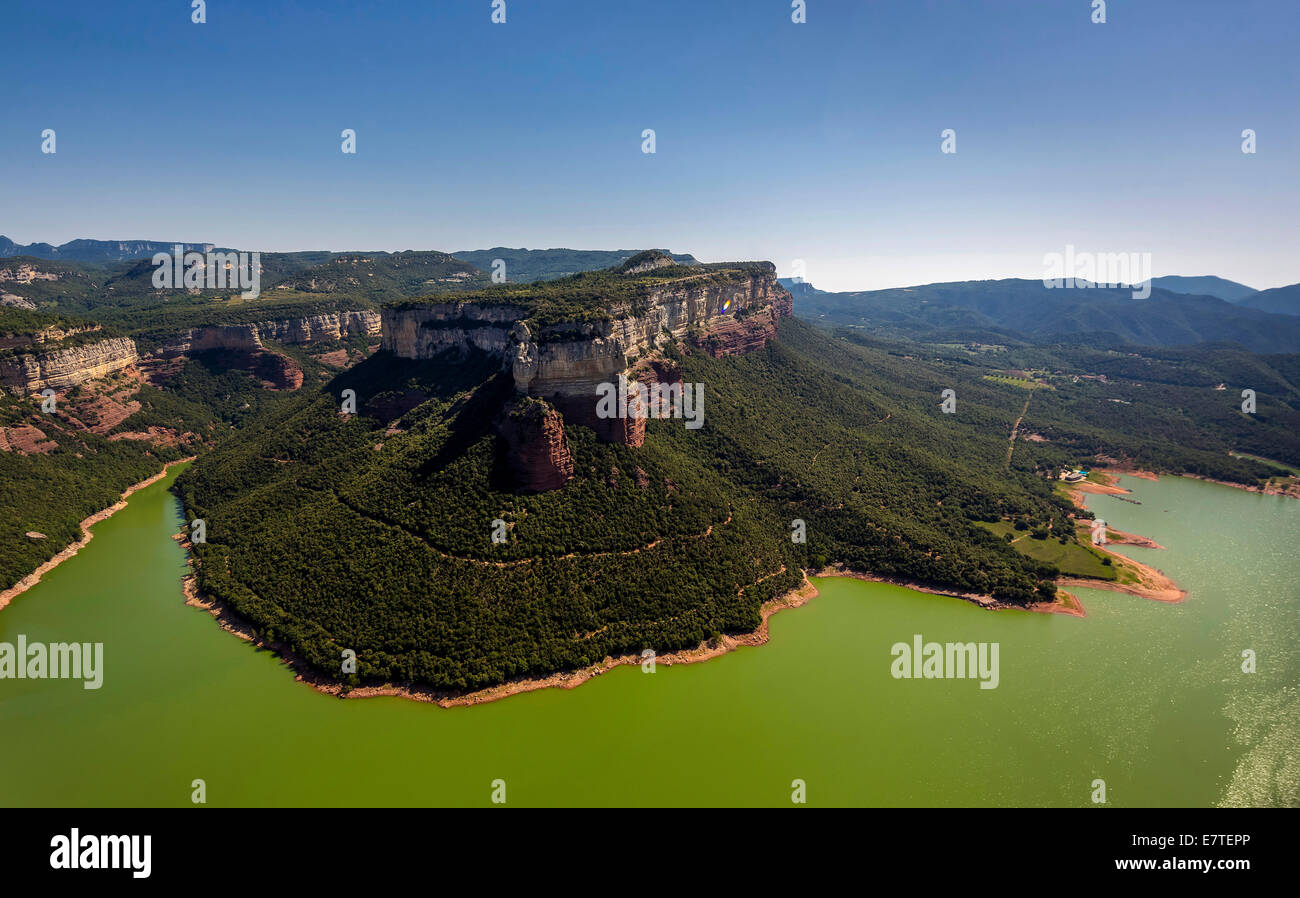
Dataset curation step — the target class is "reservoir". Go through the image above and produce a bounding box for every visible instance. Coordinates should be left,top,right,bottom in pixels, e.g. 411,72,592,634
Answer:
1,468,1295,806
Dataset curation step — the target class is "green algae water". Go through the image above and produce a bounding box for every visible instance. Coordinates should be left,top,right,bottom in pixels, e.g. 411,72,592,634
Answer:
1,467,1296,807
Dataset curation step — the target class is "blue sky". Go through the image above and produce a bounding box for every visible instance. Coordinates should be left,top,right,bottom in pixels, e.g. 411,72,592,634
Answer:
2,0,1297,290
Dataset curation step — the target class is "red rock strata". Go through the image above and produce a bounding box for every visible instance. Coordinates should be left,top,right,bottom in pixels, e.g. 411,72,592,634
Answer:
496,398,575,493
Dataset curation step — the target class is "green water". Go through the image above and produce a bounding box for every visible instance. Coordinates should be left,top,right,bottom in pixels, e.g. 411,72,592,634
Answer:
1,468,1295,807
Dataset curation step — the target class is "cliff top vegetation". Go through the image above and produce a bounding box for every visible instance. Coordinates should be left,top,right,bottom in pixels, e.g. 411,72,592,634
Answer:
386,259,778,327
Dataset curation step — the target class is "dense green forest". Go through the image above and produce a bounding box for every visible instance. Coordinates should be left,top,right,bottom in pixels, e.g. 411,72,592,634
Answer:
0,435,184,589
837,331,1300,472
0,251,486,349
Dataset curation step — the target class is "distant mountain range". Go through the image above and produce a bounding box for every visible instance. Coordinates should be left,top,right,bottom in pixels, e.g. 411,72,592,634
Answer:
0,235,225,263
1149,275,1258,303
0,237,701,285
1236,283,1300,316
778,277,827,300
793,277,1300,353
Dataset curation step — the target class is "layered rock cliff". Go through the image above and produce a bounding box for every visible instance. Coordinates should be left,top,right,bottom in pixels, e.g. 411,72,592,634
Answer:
383,262,791,449
382,304,523,360
496,397,575,492
155,310,381,357
0,337,139,394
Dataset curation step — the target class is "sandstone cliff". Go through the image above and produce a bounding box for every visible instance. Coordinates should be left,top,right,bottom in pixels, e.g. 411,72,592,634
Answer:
383,263,791,448
155,310,381,357
0,337,139,394
0,308,377,396
496,397,575,493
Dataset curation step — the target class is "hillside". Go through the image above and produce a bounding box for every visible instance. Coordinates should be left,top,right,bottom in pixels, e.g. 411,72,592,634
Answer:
174,318,1070,692
1150,275,1257,303
388,256,778,326
0,235,228,264
269,251,488,298
1238,283,1300,316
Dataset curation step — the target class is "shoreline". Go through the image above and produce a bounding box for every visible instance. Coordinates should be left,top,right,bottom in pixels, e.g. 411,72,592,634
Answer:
812,565,1087,619
182,563,825,708
1099,464,1300,501
181,556,1100,708
1182,472,1300,500
0,456,197,613
175,476,1204,709
1059,474,1187,604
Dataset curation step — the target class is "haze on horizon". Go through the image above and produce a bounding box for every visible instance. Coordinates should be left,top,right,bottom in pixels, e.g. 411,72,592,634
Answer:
2,0,1296,292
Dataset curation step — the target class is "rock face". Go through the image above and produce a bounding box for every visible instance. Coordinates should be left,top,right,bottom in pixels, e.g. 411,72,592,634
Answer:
1,293,36,310
382,304,523,359
496,397,575,493
0,337,139,394
250,351,305,390
155,310,381,357
511,269,789,399
0,310,376,397
384,264,792,450
0,263,59,284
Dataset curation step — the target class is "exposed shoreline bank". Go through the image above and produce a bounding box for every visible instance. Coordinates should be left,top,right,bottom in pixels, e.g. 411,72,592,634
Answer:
180,556,1097,708
182,564,825,708
0,456,197,613
1102,464,1300,501
810,565,1084,618
1060,472,1186,603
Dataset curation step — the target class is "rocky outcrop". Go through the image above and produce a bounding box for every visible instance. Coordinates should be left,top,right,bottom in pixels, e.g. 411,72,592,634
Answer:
31,325,103,345
0,337,139,394
496,397,575,493
694,304,791,357
0,264,59,284
1,293,36,310
384,264,791,450
0,424,58,454
251,352,305,390
619,249,679,275
381,304,523,359
260,310,382,345
516,269,788,402
155,310,381,357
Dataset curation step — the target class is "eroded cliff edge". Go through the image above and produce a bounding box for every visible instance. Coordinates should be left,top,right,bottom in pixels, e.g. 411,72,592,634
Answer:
0,310,381,395
382,257,791,459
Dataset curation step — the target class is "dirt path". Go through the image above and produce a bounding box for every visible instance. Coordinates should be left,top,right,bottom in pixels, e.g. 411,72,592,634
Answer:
335,488,732,568
1004,394,1032,469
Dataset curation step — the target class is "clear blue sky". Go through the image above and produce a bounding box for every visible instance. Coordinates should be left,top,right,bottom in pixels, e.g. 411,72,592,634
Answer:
2,0,1296,290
